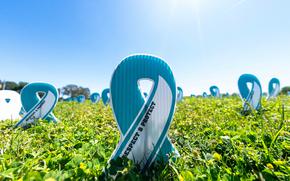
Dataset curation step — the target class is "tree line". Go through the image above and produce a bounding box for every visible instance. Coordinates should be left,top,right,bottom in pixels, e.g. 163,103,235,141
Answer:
1,80,290,98
0,80,91,99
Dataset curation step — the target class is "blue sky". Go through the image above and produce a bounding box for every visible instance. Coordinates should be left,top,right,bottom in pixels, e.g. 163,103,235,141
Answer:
0,0,289,95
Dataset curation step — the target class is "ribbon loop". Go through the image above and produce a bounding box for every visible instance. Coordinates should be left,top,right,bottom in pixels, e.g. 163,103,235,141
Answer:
177,87,183,102
77,95,85,103
268,78,280,100
210,85,220,98
102,88,110,105
109,54,178,170
15,82,59,128
238,74,262,112
90,92,100,103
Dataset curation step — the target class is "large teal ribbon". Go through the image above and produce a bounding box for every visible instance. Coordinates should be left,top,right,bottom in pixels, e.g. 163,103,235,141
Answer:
15,82,59,128
238,74,262,112
109,54,178,171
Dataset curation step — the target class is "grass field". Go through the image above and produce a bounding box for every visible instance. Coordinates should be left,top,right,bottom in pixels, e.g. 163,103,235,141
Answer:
0,96,289,180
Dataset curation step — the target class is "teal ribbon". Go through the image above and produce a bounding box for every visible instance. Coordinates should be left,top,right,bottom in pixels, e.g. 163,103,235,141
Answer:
90,92,100,103
109,54,178,171
268,78,280,100
238,74,262,112
15,82,58,128
77,95,85,103
177,87,183,102
102,88,110,105
210,85,220,98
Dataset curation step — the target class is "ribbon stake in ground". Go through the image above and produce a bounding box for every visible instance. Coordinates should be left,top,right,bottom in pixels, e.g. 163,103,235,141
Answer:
109,54,179,171
238,74,262,113
15,82,59,128
268,78,280,100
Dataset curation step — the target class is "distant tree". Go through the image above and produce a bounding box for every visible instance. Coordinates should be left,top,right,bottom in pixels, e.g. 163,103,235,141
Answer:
5,81,18,90
280,86,290,95
231,93,240,97
0,81,92,98
0,80,28,92
59,84,91,99
18,81,29,91
83,88,90,98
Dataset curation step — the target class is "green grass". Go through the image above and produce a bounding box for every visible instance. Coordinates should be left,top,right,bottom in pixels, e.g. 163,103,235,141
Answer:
0,96,289,180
